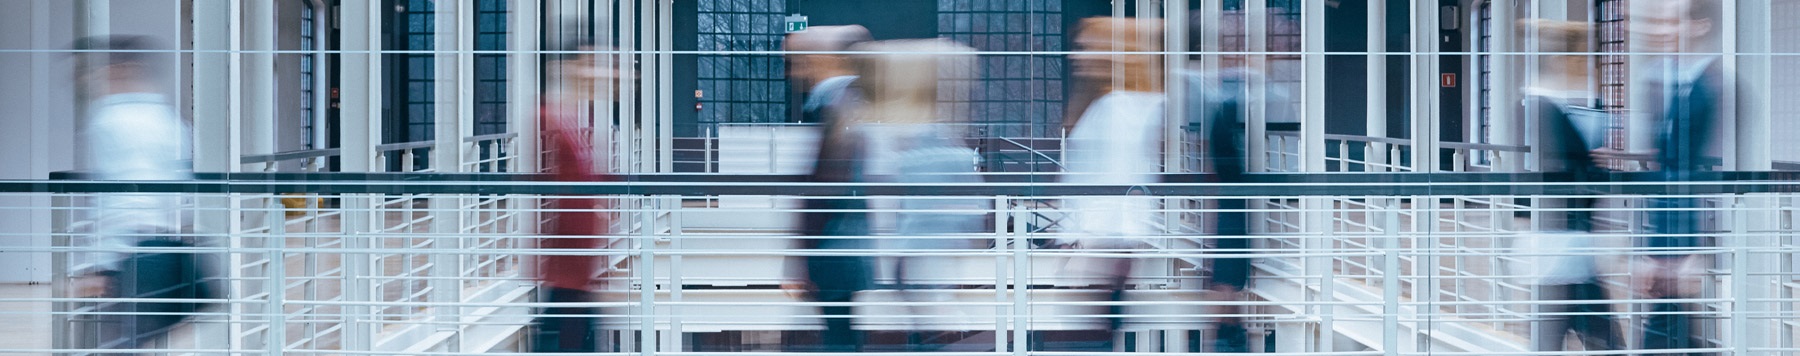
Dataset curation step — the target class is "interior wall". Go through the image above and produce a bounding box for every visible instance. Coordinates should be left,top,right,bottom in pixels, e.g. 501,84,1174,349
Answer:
0,0,77,283
1773,0,1800,164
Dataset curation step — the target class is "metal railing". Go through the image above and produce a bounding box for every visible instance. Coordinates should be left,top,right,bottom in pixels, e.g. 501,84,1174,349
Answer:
5,172,1800,355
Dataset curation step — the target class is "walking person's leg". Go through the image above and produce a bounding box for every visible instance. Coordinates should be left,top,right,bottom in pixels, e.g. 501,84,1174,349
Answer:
1534,284,1575,351
1210,199,1251,353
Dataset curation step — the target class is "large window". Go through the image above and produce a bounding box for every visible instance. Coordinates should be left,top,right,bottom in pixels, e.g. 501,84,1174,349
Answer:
473,0,509,137
938,0,1064,138
695,0,788,126
385,0,436,171
300,0,318,149
1474,0,1492,166
1596,0,1629,151
388,0,436,145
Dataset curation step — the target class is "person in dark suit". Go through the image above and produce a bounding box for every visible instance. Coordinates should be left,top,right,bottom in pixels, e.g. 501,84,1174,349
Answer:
1515,19,1624,353
783,25,875,352
1631,1,1724,354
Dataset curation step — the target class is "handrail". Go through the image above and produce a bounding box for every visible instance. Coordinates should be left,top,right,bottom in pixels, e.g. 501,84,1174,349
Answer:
374,140,435,152
1264,131,1412,146
19,171,1800,196
1777,161,1800,171
1438,141,1531,153
462,132,519,143
1592,149,1726,166
239,148,343,164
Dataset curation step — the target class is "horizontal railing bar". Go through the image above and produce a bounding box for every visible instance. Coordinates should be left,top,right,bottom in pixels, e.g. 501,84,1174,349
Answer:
1438,141,1531,152
14,171,1800,195
375,140,435,152
240,148,343,164
462,132,519,143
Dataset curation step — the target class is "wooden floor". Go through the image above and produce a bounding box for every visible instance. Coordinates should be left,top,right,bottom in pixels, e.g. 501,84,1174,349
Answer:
0,283,52,353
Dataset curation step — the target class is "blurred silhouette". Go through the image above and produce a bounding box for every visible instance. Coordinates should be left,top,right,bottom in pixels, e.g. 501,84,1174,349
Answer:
1632,1,1724,354
1061,17,1165,344
72,35,213,354
844,39,987,345
1514,19,1624,352
786,25,875,352
530,36,617,353
1181,67,1257,355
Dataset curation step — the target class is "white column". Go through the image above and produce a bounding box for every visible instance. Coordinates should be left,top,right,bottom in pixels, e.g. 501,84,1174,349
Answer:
1728,1,1777,351
615,0,638,174
429,1,473,350
1164,0,1187,174
1299,0,1333,353
190,0,248,351
1246,0,1268,172
243,0,276,170
1731,1,1771,171
636,0,658,173
1300,0,1325,173
336,0,383,351
511,0,543,240
658,0,675,173
1488,1,1520,172
1367,0,1388,172
1408,0,1439,174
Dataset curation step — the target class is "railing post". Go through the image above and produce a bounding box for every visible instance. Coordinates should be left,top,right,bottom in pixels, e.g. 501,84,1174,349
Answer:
266,199,287,354
638,197,657,356
50,193,74,351
1004,196,1026,356
1381,197,1404,355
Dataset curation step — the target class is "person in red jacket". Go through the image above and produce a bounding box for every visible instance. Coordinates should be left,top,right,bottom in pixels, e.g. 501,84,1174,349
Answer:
531,36,620,353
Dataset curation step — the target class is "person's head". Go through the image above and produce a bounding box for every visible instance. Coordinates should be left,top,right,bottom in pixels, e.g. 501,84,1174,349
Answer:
784,25,872,89
1522,19,1592,81
70,35,169,98
848,39,975,126
546,35,624,99
1070,17,1164,93
1632,0,1718,53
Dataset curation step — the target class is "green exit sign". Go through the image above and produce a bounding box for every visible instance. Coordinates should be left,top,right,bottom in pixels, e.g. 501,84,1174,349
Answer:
785,14,808,33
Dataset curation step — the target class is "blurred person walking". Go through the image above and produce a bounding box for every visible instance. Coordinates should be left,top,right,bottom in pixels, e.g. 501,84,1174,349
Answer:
530,36,619,353
784,25,876,352
1515,19,1624,352
1631,1,1724,354
72,35,214,354
1061,17,1166,344
845,39,988,347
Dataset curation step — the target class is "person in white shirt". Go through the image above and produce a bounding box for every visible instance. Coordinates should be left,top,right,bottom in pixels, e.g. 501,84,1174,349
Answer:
1061,17,1167,345
71,35,206,353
